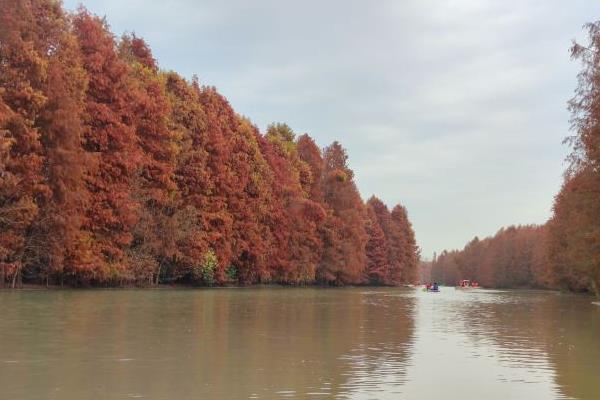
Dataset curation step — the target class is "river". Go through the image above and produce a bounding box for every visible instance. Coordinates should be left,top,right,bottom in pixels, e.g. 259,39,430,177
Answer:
0,287,598,399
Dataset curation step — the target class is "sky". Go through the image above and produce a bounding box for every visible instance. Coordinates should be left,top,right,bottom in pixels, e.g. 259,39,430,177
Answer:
63,0,598,258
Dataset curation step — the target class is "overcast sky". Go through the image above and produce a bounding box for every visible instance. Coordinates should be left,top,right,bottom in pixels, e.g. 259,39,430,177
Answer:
64,0,598,258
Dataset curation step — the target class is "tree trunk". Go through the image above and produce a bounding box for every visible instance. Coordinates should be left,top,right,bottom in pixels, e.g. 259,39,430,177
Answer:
155,262,162,286
11,265,19,289
591,277,600,300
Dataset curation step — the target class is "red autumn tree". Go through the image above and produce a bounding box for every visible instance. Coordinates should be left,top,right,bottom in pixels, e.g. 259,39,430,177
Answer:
367,196,395,284
35,19,94,285
297,134,325,203
226,117,275,284
319,141,367,285
262,124,325,284
192,87,278,284
120,34,175,207
0,0,61,285
431,225,547,288
390,204,419,284
164,73,210,282
547,21,600,298
119,34,179,285
73,9,142,282
0,1,422,288
548,170,600,296
365,204,389,284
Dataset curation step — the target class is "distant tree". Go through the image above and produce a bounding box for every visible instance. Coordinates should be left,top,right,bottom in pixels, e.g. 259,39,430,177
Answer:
418,260,432,284
434,249,464,286
432,225,547,289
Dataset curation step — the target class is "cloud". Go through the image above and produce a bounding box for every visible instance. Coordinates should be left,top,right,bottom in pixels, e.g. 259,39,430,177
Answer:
63,0,598,257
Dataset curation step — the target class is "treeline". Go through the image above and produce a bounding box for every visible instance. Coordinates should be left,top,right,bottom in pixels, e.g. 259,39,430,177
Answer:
0,1,419,287
433,22,600,297
431,225,548,288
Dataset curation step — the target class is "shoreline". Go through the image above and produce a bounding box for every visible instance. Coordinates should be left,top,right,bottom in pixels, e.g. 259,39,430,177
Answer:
0,282,407,291
1,283,597,299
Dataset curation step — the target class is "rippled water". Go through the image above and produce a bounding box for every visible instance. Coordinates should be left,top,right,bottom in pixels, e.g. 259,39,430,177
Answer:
0,288,599,399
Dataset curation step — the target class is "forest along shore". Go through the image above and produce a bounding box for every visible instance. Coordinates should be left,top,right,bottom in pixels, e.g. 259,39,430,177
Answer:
0,2,418,289
1,2,598,296
429,23,600,299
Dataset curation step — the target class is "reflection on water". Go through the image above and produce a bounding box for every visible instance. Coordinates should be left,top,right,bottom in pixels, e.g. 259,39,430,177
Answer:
0,288,598,399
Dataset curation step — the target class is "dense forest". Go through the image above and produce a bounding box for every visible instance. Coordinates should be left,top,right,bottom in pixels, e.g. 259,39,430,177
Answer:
431,225,548,289
0,0,419,287
432,23,600,297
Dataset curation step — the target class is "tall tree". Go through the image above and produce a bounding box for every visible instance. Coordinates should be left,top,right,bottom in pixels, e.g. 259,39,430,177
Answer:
367,196,395,284
365,204,388,284
119,34,178,285
548,171,600,296
195,87,276,284
548,21,600,297
319,141,367,284
34,19,93,285
227,118,274,284
73,9,142,282
390,204,419,284
261,124,325,284
297,134,325,203
165,72,210,283
0,0,66,285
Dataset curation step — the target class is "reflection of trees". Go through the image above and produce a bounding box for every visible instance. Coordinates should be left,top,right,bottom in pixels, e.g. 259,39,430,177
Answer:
453,291,600,400
0,289,416,399
193,288,416,398
335,290,416,397
537,295,600,400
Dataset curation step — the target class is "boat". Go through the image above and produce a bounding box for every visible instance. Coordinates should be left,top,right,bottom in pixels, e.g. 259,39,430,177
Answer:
455,279,479,290
423,283,440,292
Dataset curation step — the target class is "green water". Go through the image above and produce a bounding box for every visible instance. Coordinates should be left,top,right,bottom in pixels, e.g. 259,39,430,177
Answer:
0,288,598,399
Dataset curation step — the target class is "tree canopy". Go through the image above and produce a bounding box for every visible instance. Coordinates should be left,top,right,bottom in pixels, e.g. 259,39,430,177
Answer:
0,1,420,287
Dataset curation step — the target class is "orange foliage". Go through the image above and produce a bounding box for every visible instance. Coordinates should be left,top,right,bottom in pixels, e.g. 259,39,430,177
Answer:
430,21,600,296
0,2,420,287
431,226,549,288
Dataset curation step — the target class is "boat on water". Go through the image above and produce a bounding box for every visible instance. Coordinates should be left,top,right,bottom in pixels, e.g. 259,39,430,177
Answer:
423,283,440,292
455,279,480,290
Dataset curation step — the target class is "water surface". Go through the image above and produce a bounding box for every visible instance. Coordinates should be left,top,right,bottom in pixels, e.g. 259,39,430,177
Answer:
1,287,598,399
